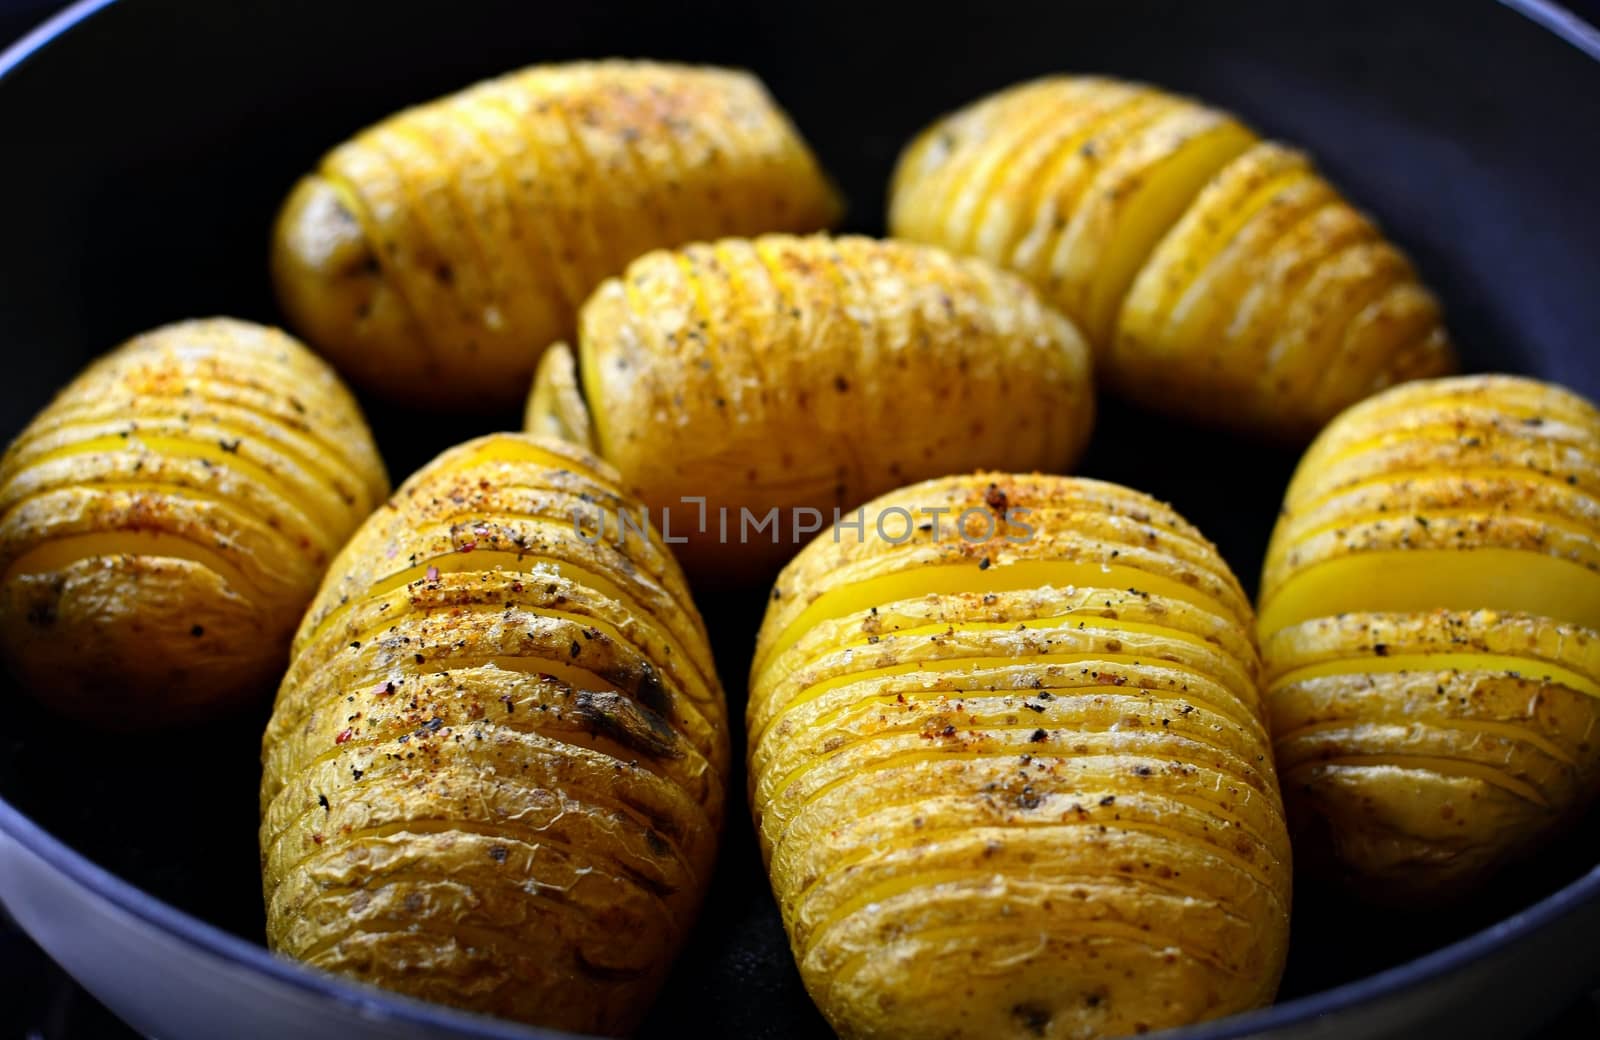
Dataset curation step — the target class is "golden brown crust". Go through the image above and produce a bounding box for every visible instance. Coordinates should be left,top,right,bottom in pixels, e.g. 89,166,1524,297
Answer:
889,77,1456,439
0,318,386,724
548,233,1095,577
1259,375,1600,900
260,432,726,1036
273,61,841,408
749,473,1289,1040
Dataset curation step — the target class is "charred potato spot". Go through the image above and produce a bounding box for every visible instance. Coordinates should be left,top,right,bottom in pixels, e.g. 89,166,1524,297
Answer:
272,60,841,409
749,473,1290,1040
530,233,1095,578
889,76,1455,439
0,318,385,725
1259,375,1600,901
572,688,685,761
260,432,726,1036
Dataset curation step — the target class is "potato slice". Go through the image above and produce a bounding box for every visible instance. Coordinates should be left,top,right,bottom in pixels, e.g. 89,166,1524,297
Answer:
750,473,1290,1040
0,319,386,724
260,433,727,1035
1259,375,1600,900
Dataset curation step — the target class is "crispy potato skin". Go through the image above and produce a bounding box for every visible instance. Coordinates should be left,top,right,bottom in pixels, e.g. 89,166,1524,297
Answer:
529,233,1095,577
273,61,841,408
888,76,1455,439
750,474,1290,1040
1258,375,1600,901
260,433,727,1036
0,318,386,725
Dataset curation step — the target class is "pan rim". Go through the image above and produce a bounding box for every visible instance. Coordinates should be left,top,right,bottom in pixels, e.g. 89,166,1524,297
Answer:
0,0,1596,1036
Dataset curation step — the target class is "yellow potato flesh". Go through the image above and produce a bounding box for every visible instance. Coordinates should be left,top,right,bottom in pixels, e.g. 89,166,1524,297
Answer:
1272,653,1600,701
5,531,265,604
1078,122,1257,346
1258,549,1600,640
1168,166,1317,320
760,558,1239,676
28,434,336,529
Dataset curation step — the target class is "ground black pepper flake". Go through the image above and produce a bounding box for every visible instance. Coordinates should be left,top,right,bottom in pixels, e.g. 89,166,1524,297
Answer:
1029,728,1048,743
190,624,204,637
317,794,330,812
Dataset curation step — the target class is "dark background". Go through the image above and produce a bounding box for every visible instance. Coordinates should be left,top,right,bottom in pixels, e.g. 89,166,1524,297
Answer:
1,0,1599,1038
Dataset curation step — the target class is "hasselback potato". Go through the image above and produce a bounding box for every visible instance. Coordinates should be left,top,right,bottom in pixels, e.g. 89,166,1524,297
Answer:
525,233,1095,576
1259,374,1600,900
0,318,386,724
888,76,1455,438
750,474,1291,1040
274,60,841,408
260,433,727,1035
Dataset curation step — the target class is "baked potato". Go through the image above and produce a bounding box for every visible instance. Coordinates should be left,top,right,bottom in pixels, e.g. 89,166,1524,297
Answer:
525,233,1095,577
1258,374,1600,901
888,76,1455,439
750,473,1291,1040
274,60,841,408
0,318,386,725
259,433,727,1035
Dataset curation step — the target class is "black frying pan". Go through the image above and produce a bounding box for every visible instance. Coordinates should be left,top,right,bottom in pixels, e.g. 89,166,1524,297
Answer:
0,1,1597,1037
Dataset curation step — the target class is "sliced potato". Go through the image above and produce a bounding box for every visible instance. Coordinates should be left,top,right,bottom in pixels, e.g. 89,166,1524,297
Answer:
527,233,1095,578
0,318,386,724
889,77,1455,439
751,473,1290,1040
1259,374,1600,900
274,61,841,408
260,432,726,1036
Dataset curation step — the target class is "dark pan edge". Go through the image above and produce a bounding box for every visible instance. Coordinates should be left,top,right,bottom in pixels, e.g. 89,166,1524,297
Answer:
0,0,1597,1037
0,795,575,1040
1496,0,1600,59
